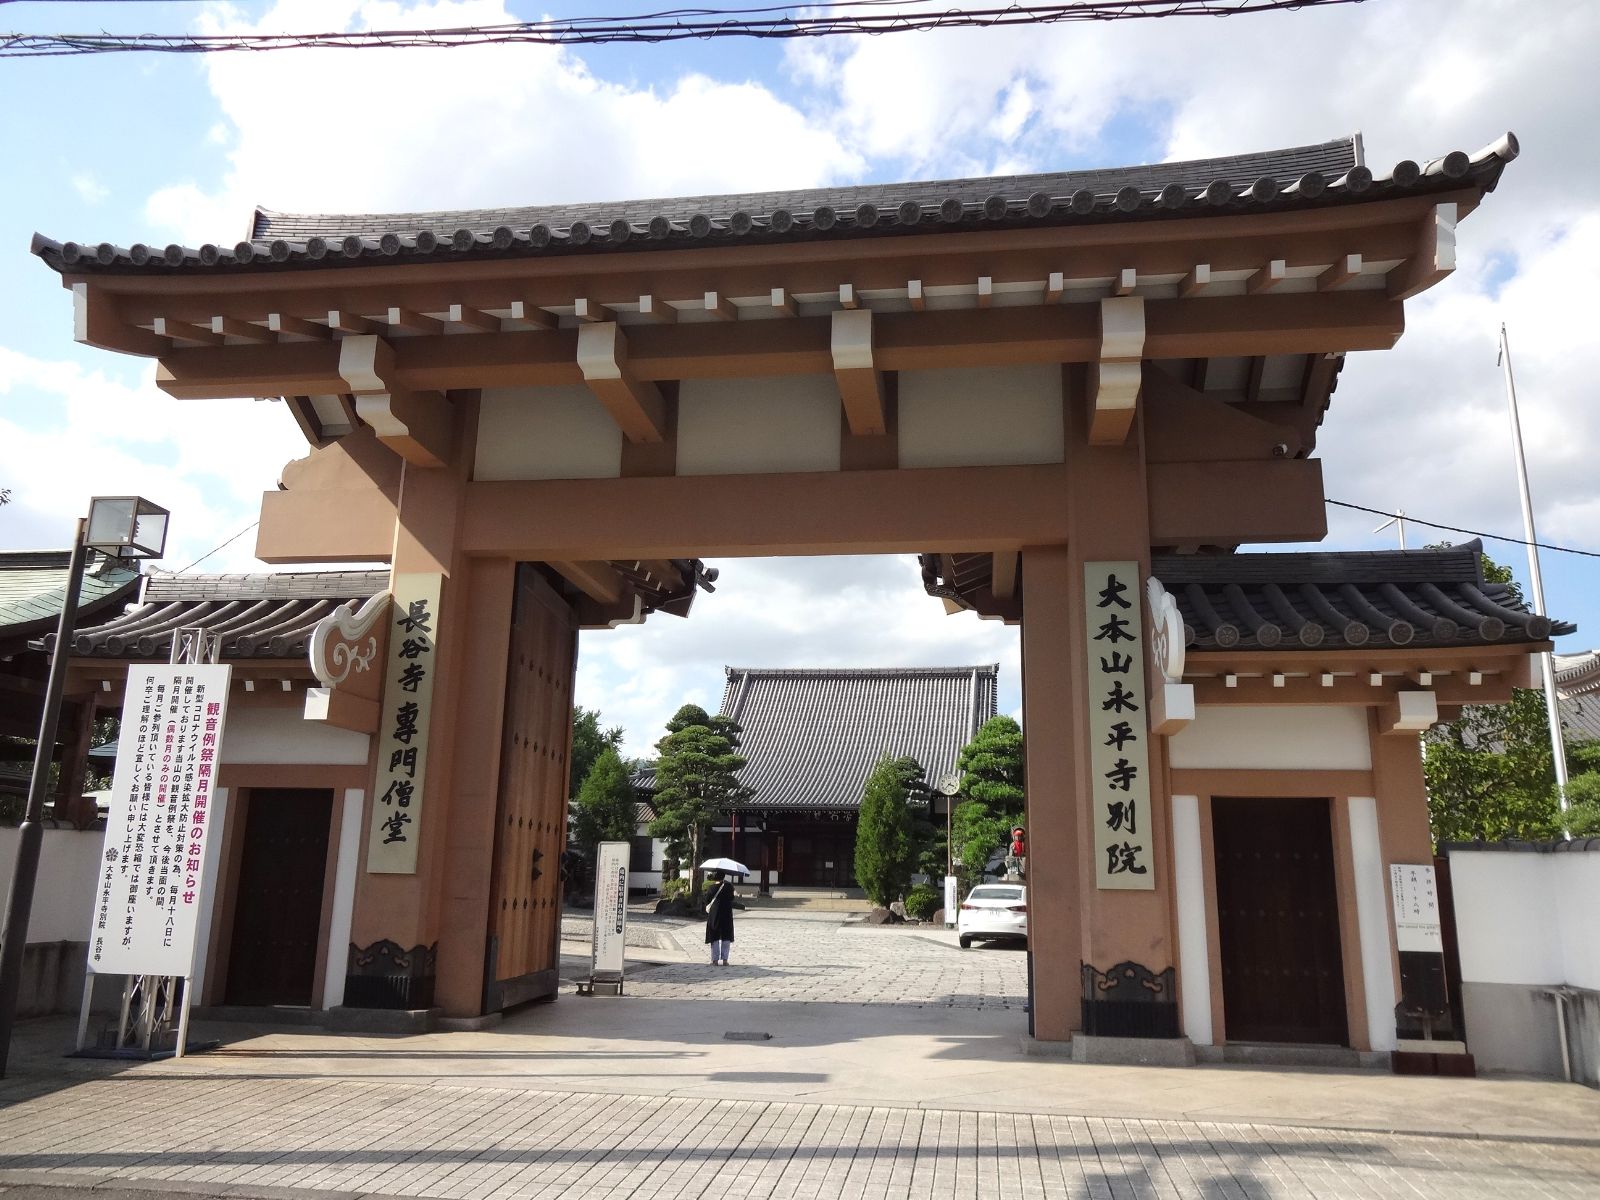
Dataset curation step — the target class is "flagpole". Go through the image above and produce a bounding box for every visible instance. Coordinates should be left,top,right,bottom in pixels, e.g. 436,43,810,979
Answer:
1498,323,1569,823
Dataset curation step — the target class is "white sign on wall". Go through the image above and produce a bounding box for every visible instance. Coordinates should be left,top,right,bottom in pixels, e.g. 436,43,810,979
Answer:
1084,562,1155,890
590,841,629,981
89,665,232,977
1390,862,1444,953
367,573,443,875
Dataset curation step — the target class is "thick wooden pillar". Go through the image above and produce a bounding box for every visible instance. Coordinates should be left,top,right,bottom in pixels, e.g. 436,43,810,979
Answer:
1022,364,1177,1043
345,392,510,1015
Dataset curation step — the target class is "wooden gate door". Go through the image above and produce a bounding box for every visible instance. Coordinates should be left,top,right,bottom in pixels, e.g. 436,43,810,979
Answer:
485,566,576,1011
1212,796,1349,1045
225,789,332,1007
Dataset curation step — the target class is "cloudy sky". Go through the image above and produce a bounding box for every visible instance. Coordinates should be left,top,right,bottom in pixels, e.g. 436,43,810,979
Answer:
2,0,1596,758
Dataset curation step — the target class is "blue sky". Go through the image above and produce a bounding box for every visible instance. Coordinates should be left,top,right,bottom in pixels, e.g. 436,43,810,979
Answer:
2,0,1596,756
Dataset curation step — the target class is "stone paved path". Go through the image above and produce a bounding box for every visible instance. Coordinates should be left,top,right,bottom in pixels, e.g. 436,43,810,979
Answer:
570,914,1029,1010
0,1073,1597,1199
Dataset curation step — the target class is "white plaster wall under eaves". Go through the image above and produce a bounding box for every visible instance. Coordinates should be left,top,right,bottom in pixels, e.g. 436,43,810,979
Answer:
677,374,841,475
897,363,1065,468
475,385,623,480
1167,704,1372,771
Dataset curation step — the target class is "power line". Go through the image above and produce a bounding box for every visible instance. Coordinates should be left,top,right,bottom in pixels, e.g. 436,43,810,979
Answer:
1327,499,1600,560
0,0,1362,57
171,520,259,574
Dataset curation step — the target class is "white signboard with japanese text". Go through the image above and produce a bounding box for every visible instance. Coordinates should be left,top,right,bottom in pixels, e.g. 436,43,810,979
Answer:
367,573,443,875
1084,562,1155,890
1390,862,1444,953
590,841,629,981
88,665,232,977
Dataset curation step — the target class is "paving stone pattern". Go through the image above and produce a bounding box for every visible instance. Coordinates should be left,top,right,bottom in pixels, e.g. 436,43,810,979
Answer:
0,1073,1597,1199
599,916,1029,1010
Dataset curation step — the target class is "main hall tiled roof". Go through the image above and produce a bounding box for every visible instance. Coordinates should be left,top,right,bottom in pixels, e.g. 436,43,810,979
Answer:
1156,541,1571,652
31,133,1518,276
720,666,998,811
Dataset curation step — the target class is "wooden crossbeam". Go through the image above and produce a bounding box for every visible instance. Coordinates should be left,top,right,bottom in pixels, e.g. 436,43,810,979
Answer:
153,317,222,346
387,307,443,335
1177,264,1211,299
704,291,738,322
507,301,559,331
1319,254,1363,291
1247,259,1287,295
268,313,330,341
448,304,502,334
211,316,273,343
574,297,617,324
638,295,678,324
549,559,627,604
328,310,377,335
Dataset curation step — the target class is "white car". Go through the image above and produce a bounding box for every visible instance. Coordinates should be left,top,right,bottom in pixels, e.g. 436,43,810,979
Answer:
957,884,1028,948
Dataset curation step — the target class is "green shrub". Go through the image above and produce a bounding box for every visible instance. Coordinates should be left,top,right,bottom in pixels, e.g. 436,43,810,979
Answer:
661,877,690,901
904,883,940,921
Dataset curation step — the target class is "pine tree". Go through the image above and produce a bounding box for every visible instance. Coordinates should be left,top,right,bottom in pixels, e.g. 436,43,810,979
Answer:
951,715,1025,888
854,755,924,906
571,746,639,861
569,706,624,798
646,704,750,892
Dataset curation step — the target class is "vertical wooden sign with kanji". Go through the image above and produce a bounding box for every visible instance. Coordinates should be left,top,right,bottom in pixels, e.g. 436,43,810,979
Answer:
366,572,443,875
1084,562,1155,890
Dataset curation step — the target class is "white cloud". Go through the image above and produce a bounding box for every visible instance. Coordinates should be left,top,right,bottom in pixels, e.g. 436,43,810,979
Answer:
0,349,307,570
71,173,109,205
143,0,863,242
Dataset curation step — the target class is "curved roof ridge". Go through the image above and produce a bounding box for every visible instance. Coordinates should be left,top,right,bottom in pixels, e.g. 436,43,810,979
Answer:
725,664,1000,677
33,133,1518,277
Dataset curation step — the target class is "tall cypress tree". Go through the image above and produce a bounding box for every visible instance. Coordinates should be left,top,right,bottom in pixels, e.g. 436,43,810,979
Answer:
854,755,923,907
571,746,639,862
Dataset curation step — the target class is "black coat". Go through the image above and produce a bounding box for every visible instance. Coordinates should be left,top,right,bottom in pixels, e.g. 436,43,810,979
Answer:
704,881,735,943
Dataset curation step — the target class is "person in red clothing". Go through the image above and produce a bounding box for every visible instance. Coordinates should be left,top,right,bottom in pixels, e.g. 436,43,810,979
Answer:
1006,827,1026,879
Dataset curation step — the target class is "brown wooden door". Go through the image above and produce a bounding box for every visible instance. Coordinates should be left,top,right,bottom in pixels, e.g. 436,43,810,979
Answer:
1212,796,1348,1045
225,788,332,1007
486,566,576,1010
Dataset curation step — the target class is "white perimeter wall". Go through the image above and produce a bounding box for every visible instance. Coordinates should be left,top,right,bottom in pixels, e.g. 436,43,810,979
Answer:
1452,850,1600,989
222,706,371,765
0,826,104,943
1167,705,1372,771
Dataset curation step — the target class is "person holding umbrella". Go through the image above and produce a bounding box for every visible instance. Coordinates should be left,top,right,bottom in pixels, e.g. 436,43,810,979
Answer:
700,857,746,966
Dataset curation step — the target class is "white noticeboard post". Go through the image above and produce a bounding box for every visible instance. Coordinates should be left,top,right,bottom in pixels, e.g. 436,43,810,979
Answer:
84,664,232,1053
944,875,958,927
589,841,629,992
1389,862,1443,953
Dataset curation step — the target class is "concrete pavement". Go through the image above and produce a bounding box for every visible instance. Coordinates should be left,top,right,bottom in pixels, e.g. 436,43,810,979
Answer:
0,913,1596,1198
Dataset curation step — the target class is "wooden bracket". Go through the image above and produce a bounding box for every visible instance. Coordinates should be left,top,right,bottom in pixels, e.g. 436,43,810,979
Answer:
1379,689,1439,734
576,321,667,443
831,307,887,436
338,334,453,466
1087,295,1145,446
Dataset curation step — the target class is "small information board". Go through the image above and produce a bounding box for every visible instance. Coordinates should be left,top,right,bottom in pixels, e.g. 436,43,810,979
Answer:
587,841,629,991
1389,862,1443,954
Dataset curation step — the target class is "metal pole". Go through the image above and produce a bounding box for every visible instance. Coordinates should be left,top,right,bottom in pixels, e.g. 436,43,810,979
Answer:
0,518,89,1078
1499,325,1570,822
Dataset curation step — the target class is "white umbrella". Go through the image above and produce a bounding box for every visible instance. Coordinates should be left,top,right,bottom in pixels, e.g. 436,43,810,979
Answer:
699,857,751,875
